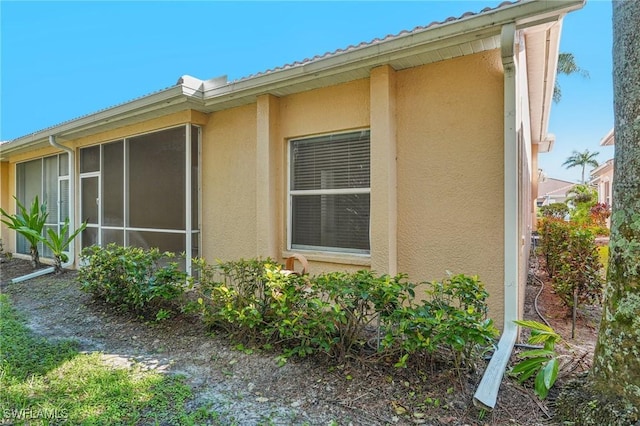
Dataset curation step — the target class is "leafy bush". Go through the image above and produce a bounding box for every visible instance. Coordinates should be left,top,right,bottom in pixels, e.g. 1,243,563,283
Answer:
539,218,604,315
193,258,292,341
311,271,415,360
382,274,498,369
539,202,569,219
589,202,611,232
0,196,48,268
78,244,189,320
511,320,562,399
539,218,571,278
566,184,601,227
552,227,603,308
192,258,497,369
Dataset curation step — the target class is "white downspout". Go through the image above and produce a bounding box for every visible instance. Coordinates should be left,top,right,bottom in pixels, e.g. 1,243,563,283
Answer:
49,135,76,269
11,136,76,283
473,23,519,410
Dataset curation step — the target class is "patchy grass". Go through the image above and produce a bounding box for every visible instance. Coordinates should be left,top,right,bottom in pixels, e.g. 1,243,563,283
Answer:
598,245,609,277
0,294,217,425
598,244,609,265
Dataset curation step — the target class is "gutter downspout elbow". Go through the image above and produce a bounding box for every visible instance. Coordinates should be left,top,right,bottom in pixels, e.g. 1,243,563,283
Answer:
473,22,519,410
48,135,76,269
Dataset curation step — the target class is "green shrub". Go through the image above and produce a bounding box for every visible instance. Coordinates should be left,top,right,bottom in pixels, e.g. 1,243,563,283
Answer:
78,244,189,320
311,270,415,360
539,218,571,278
511,320,561,399
192,258,497,369
589,202,611,229
552,227,603,308
539,217,604,313
539,202,569,219
193,258,286,341
382,274,498,370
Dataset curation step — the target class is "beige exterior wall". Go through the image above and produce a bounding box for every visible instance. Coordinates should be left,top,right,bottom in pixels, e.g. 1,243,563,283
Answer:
3,53,516,326
201,104,258,261
3,162,17,252
0,161,10,247
395,50,506,323
277,79,371,275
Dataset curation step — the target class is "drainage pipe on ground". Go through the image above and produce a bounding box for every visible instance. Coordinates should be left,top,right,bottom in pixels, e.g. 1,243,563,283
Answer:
473,23,519,410
11,136,76,284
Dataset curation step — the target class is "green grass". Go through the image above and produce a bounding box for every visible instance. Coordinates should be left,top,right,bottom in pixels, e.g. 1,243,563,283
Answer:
0,294,217,425
598,245,609,277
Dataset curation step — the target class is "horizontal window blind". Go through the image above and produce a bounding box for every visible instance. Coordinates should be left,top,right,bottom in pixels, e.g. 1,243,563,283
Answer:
291,130,370,191
290,130,370,254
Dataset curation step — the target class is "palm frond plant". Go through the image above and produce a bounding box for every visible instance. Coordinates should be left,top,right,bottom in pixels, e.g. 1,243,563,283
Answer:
0,196,48,268
19,219,87,274
43,219,86,274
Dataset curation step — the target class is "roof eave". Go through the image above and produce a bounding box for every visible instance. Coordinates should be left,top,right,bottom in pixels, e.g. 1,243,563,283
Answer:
201,0,585,111
599,128,615,146
1,85,204,160
2,0,585,160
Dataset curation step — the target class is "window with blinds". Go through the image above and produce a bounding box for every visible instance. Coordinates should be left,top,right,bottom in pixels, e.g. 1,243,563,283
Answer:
289,130,370,254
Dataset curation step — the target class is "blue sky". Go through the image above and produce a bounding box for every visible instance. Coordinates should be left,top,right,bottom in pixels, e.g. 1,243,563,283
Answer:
1,1,613,182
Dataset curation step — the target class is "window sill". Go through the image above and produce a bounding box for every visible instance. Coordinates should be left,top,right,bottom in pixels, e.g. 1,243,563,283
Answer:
282,250,371,267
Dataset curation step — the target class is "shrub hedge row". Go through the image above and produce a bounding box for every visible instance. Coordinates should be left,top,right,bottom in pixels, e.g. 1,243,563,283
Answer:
78,245,498,369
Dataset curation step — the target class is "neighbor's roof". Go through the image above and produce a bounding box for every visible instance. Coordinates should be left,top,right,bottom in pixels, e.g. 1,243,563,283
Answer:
538,177,578,198
1,0,585,160
590,158,614,180
599,128,615,146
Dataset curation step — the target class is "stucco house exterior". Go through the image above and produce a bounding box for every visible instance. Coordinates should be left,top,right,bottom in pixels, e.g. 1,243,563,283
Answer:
590,128,615,206
1,0,583,380
537,177,577,206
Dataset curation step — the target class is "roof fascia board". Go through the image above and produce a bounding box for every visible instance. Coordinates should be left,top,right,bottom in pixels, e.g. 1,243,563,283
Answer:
2,85,202,156
599,128,615,146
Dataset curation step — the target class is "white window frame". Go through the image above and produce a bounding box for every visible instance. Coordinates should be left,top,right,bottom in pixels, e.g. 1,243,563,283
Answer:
287,129,371,255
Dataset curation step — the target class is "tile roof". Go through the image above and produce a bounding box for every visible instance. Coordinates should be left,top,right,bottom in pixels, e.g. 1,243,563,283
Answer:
5,0,519,144
235,1,517,83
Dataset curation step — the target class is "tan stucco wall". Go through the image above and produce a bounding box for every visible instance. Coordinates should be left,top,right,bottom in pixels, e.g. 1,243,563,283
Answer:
0,162,10,248
278,79,370,139
4,55,510,326
201,104,258,261
277,79,371,275
395,50,506,323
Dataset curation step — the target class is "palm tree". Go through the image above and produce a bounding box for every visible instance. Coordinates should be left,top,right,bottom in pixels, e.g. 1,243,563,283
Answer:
554,52,589,103
562,149,599,183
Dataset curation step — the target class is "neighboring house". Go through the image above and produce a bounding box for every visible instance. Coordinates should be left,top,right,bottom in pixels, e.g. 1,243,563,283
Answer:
0,0,585,338
590,128,614,205
537,177,577,206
